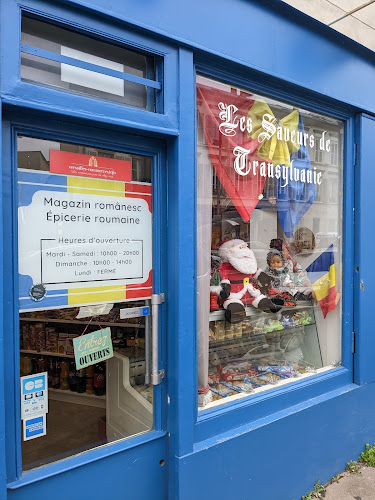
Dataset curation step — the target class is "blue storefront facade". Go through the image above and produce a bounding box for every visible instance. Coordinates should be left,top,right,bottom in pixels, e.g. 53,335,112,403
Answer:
0,0,375,499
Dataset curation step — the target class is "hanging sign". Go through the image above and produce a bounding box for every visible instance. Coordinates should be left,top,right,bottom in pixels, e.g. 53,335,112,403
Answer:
73,327,113,370
20,372,48,420
18,164,153,312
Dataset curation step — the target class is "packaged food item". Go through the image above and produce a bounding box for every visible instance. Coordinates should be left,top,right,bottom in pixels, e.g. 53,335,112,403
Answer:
58,333,68,354
233,322,243,339
221,381,243,393
225,321,234,340
126,336,136,347
29,325,37,351
208,371,221,384
65,335,75,356
242,318,252,339
215,321,225,341
22,324,31,350
218,360,257,381
136,338,145,349
46,327,58,353
209,384,238,398
34,323,46,352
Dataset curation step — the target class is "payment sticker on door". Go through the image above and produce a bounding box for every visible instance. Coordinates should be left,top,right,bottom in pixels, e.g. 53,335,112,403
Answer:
20,372,48,420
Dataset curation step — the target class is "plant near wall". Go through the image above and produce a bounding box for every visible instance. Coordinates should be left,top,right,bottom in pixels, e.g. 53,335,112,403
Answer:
359,443,375,466
346,460,361,474
301,480,326,499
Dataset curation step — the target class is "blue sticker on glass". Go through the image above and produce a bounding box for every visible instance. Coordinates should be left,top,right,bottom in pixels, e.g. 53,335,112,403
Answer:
24,415,46,440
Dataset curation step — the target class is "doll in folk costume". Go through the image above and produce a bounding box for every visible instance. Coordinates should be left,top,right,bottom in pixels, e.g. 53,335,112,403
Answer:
269,238,313,301
210,239,281,323
264,249,297,307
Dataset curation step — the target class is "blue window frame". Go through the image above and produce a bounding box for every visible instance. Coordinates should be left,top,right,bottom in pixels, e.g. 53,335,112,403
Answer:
192,62,356,444
21,14,162,112
0,0,179,135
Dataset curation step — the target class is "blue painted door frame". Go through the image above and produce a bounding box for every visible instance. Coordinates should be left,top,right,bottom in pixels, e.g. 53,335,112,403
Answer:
2,109,169,499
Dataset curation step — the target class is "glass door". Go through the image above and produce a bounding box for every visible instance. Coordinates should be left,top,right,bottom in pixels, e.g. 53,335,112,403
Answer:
16,135,166,471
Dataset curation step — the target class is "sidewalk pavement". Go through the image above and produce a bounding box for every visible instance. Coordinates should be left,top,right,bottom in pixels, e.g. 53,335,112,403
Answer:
323,465,375,500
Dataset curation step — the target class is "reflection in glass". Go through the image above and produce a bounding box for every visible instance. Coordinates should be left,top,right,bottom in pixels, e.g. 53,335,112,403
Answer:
196,75,343,408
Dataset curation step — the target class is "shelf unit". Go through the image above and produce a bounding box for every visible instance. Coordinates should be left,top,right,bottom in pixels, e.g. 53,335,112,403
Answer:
20,349,73,358
49,387,106,409
208,323,315,349
209,302,314,322
20,317,144,328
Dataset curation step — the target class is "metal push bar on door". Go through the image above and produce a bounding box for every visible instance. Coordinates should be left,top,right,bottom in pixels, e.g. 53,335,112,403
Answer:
151,293,165,385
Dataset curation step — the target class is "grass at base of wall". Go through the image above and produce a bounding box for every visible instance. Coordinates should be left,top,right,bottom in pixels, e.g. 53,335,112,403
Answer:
298,443,375,500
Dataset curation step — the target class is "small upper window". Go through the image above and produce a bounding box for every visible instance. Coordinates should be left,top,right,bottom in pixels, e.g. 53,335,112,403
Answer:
21,16,162,112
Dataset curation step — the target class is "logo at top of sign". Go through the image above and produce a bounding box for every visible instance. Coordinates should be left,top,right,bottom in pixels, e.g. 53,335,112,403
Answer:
24,380,43,391
29,284,47,301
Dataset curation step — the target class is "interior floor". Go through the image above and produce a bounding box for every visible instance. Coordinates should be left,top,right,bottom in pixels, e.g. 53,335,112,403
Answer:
22,399,106,471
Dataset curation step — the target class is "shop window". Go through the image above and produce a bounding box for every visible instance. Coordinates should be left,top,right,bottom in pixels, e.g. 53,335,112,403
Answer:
21,16,162,111
18,136,153,469
196,75,343,409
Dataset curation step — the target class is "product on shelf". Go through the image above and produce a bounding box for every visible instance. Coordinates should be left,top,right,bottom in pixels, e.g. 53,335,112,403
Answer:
224,321,234,340
76,368,86,393
60,360,69,390
69,361,77,391
218,360,257,381
58,333,68,354
86,365,94,394
52,359,61,389
34,322,46,352
94,363,106,396
48,358,53,387
46,327,58,353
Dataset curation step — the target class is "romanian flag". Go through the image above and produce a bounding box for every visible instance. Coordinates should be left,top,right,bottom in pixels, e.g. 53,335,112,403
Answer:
306,246,336,318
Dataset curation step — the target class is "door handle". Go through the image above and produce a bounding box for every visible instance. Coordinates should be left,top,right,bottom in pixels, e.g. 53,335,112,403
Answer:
150,293,165,385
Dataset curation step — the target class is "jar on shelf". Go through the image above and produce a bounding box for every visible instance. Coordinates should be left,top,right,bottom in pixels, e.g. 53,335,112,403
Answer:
233,322,243,339
242,318,252,339
225,321,234,340
215,321,225,341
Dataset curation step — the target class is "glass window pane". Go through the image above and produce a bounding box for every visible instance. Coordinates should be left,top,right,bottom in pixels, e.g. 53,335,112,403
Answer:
18,136,153,470
196,75,343,409
21,16,159,111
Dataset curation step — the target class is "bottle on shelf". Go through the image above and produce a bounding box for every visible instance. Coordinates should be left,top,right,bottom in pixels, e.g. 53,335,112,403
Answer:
60,360,69,390
86,365,94,394
94,362,106,396
76,368,86,394
68,361,77,392
52,358,61,389
22,356,32,376
31,356,39,374
37,355,47,373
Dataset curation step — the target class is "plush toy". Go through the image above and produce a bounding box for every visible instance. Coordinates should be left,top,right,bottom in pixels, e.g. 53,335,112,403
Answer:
211,239,280,323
